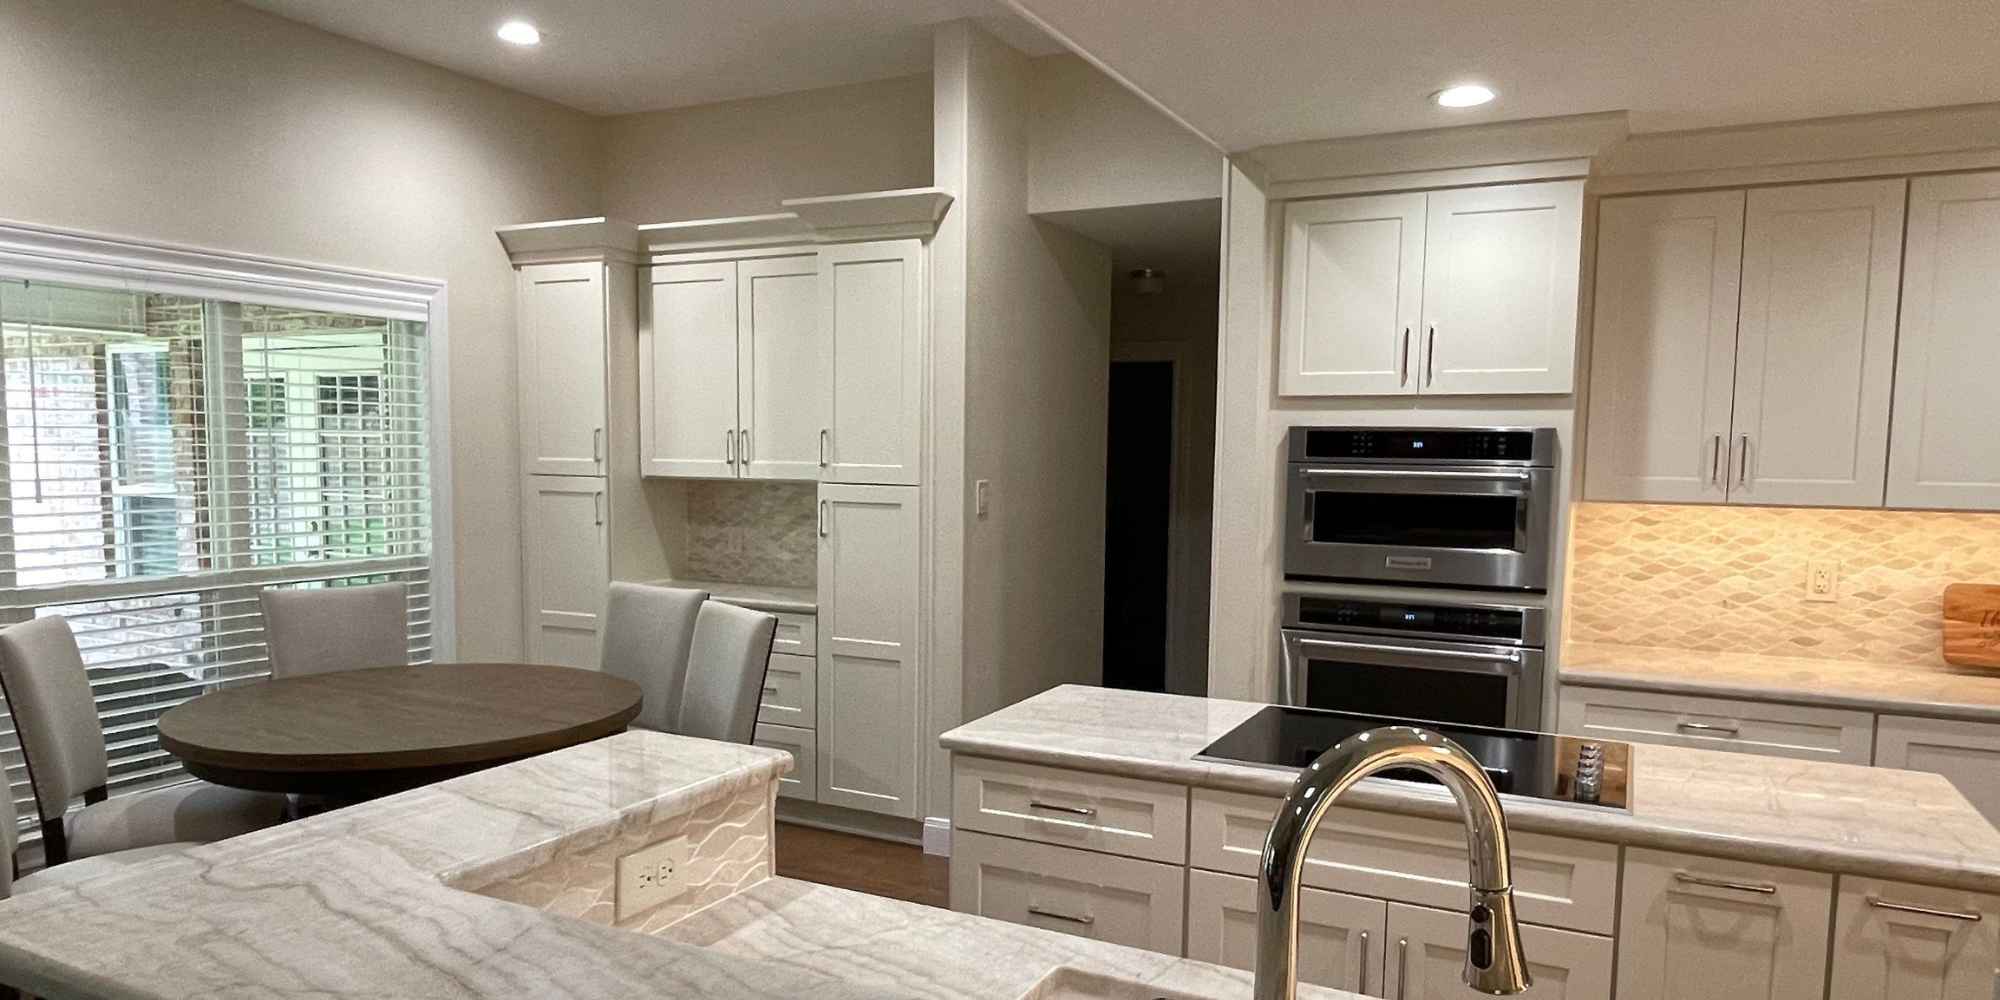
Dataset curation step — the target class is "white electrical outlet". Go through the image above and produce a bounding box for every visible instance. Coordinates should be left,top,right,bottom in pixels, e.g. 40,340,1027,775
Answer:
1806,558,1840,603
615,836,693,922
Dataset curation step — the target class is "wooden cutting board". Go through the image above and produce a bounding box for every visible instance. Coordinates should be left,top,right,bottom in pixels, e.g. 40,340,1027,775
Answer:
1943,584,2000,668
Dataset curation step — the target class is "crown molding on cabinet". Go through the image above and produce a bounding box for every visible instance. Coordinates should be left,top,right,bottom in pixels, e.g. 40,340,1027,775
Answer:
1245,111,1628,194
637,188,957,257
1270,157,1593,201
495,217,644,266
637,212,815,254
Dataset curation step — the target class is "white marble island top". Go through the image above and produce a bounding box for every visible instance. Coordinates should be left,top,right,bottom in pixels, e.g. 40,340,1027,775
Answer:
941,685,2000,893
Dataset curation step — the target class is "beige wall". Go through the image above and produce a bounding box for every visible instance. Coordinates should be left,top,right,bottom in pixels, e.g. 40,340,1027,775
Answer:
1026,54,1220,214
599,74,933,222
0,0,603,659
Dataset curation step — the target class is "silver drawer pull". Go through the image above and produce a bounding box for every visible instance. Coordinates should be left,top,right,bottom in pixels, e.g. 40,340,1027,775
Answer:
1027,904,1094,926
1867,896,1982,922
761,685,778,694
1675,871,1776,895
1026,800,1097,818
1676,720,1741,736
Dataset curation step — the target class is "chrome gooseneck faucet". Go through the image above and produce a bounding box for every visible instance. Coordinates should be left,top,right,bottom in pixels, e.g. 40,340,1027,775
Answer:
1254,727,1530,999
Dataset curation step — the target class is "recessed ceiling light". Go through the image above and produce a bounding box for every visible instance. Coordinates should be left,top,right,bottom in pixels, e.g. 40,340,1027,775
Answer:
1433,84,1496,109
496,20,542,46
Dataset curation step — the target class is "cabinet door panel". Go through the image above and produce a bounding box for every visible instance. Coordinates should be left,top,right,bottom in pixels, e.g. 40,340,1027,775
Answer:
1828,877,1999,1000
643,260,739,478
820,240,923,485
1384,902,1612,1000
816,483,920,817
1888,171,2000,510
1420,180,1583,395
1584,191,1745,502
1615,848,1832,1000
1278,192,1426,396
1874,714,2000,825
1185,869,1386,995
1730,180,1903,507
738,255,823,481
753,722,817,803
518,263,607,477
522,475,606,669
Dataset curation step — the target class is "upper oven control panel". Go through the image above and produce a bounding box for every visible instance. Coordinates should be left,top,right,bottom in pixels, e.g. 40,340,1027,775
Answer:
1288,426,1557,467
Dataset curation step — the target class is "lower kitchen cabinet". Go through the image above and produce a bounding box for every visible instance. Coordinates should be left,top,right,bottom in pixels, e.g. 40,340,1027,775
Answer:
1185,868,1385,995
1872,715,2000,825
1384,902,1613,1000
816,483,921,818
753,722,817,802
949,830,1184,955
1827,877,2000,1000
1558,684,1875,765
521,475,607,669
1615,848,1833,1000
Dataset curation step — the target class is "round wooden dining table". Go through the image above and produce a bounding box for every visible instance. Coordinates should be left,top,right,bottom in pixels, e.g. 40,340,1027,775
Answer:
157,663,642,799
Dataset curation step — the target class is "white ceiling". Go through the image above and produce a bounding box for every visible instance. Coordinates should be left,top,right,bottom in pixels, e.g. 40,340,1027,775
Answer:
239,0,1060,116
1005,0,2000,151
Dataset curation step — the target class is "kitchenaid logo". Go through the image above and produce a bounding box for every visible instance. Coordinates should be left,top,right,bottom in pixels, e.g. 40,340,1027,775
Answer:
1384,556,1434,571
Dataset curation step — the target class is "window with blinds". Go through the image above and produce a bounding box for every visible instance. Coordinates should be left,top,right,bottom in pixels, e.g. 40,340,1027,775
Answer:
0,277,433,826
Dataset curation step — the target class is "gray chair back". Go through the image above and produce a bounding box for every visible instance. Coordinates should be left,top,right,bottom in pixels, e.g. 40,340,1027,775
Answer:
260,582,408,678
0,618,109,829
677,601,777,745
1,773,17,899
600,583,707,731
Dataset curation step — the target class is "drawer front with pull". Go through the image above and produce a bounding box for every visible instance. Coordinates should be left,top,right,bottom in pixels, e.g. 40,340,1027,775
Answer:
1615,847,1832,1000
1385,901,1614,1000
1559,684,1873,764
952,757,1189,864
752,722,816,802
1827,877,1999,1000
756,652,816,727
949,830,1184,956
771,611,816,656
1186,868,1387,995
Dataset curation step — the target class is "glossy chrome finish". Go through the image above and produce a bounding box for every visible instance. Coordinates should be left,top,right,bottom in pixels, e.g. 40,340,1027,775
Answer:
817,499,828,538
1254,727,1529,1000
1026,800,1096,817
818,428,829,467
1426,325,1438,386
1279,629,1548,731
725,427,736,466
1866,896,1981,922
1027,905,1093,926
1399,327,1412,386
1674,871,1776,895
1710,433,1723,486
1737,433,1751,487
1675,720,1741,737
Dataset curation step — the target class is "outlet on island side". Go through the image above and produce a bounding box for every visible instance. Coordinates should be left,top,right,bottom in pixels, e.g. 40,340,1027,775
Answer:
1805,558,1840,603
614,836,693,922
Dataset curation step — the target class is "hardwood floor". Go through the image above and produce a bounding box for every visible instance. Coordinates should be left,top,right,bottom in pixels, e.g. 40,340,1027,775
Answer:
774,821,949,908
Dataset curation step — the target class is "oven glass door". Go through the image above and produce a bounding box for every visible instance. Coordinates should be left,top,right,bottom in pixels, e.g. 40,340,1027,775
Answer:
1283,630,1540,730
1303,469,1531,551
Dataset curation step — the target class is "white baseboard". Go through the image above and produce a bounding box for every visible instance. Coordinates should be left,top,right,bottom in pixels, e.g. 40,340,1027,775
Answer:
774,798,922,846
922,816,952,857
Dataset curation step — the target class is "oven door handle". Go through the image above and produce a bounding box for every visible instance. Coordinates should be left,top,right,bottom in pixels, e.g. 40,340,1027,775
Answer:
1299,467,1533,482
1290,636,1524,665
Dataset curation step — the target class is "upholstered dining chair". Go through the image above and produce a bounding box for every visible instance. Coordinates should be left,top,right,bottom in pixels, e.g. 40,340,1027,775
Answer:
676,601,777,745
0,776,195,899
599,583,708,732
259,581,408,678
0,617,288,866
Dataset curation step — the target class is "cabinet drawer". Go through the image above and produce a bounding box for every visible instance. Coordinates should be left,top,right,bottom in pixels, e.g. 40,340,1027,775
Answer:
1616,848,1832,1000
1388,901,1614,1000
771,612,815,656
952,757,1189,865
752,723,816,802
1559,684,1873,764
756,652,815,728
1186,868,1384,995
949,830,1184,956
1188,788,1618,934
1828,876,2000,1000
1873,714,2000,825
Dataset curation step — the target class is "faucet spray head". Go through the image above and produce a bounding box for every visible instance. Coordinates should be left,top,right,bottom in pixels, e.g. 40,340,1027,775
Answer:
1466,886,1530,994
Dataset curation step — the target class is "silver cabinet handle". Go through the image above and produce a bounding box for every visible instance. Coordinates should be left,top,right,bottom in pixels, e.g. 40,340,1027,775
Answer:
740,427,751,464
1301,467,1532,482
761,684,779,694
592,426,605,467
724,428,736,466
1395,937,1409,1000
818,428,829,468
1674,871,1776,895
1676,720,1741,736
1027,905,1094,926
1293,636,1522,664
1710,433,1722,486
1867,896,1982,922
1399,328,1411,386
592,491,604,527
1425,325,1437,386
1356,930,1370,995
1026,800,1096,817
817,499,828,538
1737,433,1750,487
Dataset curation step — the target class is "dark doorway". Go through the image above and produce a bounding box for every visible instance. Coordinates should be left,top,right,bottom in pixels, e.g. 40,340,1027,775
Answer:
1103,360,1174,692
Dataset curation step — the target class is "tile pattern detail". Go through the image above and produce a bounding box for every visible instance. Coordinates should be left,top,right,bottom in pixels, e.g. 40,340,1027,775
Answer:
472,782,775,934
683,481,817,587
1568,503,2000,663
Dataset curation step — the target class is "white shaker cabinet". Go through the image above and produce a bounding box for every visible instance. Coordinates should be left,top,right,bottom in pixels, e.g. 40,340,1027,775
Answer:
1888,171,2000,511
1614,848,1833,1000
1827,877,2000,1000
1729,179,1904,507
522,475,607,669
1383,902,1613,1000
1185,868,1386,995
816,483,921,818
1278,192,1428,396
820,240,925,485
1873,714,2000,825
642,260,739,478
1583,191,1745,503
737,255,823,480
1419,180,1584,396
518,262,608,477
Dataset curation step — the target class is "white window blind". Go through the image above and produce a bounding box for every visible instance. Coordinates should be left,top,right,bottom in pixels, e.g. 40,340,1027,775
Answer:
0,277,433,830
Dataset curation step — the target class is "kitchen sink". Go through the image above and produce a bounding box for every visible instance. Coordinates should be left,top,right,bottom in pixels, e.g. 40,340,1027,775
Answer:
1014,967,1215,1000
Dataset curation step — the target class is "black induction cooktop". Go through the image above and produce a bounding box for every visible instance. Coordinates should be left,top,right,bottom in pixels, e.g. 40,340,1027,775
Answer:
1195,705,1630,809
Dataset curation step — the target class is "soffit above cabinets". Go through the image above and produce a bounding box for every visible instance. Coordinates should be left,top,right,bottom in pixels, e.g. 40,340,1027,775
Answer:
496,189,956,264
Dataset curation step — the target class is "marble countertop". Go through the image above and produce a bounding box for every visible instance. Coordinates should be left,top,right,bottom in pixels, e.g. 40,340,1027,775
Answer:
1561,641,2000,722
654,577,818,614
941,685,2000,893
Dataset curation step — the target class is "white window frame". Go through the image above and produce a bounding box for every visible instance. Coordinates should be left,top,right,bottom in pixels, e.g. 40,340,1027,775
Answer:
0,217,457,660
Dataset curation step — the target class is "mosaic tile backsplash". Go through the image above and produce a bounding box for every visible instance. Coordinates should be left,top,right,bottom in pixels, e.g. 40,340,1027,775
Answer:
681,480,817,588
1567,503,2000,664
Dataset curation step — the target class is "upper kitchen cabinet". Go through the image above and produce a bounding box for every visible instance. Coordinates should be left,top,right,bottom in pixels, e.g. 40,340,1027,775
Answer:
518,261,610,477
1277,180,1583,398
1888,171,2000,511
641,251,824,481
1584,191,1745,503
1730,179,1904,507
821,239,925,485
1585,179,1906,508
